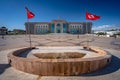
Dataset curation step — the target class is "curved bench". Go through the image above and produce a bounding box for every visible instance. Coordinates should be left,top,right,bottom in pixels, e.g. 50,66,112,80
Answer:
7,47,112,76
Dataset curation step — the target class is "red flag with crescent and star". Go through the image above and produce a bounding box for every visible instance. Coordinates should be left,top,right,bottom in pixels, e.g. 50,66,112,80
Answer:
86,12,100,20
25,7,35,19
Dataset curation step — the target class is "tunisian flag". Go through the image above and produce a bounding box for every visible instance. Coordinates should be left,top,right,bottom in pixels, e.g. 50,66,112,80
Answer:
86,12,100,20
25,7,35,19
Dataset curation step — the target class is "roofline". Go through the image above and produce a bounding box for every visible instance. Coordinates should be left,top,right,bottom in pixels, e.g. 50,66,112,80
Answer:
25,22,92,24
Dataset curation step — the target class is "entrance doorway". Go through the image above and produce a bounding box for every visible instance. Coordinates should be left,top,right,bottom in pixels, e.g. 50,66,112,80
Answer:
57,29,60,33
56,23,61,33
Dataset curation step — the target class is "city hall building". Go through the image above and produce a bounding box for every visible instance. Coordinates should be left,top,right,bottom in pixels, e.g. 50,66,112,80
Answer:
25,20,92,34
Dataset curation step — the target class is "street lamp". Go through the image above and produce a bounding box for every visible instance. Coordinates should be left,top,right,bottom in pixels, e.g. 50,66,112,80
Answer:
77,27,80,39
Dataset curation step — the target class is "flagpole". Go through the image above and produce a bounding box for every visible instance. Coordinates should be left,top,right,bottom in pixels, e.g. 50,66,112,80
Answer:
85,12,100,48
25,7,35,49
27,19,32,48
86,20,89,47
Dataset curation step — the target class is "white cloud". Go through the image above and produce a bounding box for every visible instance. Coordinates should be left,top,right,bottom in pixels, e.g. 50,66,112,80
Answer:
92,24,120,31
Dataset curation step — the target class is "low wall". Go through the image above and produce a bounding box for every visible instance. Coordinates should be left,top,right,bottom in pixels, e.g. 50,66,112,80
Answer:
7,47,112,76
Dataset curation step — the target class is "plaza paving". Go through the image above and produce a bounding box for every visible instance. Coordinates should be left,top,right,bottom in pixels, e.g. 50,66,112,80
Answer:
0,34,120,80
0,34,120,51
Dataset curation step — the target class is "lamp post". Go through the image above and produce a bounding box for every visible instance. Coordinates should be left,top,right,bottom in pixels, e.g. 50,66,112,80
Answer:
77,27,80,39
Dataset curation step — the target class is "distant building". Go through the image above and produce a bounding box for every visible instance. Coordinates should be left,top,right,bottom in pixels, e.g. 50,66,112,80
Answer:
13,29,26,34
25,20,92,34
106,31,120,36
0,27,8,35
8,30,14,35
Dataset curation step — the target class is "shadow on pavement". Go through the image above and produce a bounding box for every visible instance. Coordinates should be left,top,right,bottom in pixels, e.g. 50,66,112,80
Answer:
80,55,120,76
0,64,10,74
17,49,32,58
111,39,120,49
17,48,38,58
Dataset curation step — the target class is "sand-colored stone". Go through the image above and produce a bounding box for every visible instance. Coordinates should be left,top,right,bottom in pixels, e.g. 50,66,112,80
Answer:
7,46,111,76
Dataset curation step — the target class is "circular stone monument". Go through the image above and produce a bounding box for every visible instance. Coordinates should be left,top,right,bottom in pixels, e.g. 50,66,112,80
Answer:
34,52,86,59
7,46,112,76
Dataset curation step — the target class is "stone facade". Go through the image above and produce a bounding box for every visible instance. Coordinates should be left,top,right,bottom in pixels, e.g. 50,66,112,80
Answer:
25,20,92,34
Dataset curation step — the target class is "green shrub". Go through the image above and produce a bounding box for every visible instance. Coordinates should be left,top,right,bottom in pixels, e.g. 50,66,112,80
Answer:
96,32,106,35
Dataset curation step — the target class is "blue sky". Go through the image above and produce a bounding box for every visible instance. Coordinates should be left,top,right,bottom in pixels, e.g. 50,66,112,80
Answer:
0,0,120,30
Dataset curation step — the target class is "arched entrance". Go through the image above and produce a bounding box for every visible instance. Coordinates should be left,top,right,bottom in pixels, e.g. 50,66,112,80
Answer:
56,23,61,33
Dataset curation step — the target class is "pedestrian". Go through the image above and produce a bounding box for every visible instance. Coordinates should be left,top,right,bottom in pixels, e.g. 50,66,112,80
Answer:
114,35,117,39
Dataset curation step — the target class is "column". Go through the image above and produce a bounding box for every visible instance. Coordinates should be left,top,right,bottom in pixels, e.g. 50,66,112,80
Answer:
54,24,56,33
61,23,63,33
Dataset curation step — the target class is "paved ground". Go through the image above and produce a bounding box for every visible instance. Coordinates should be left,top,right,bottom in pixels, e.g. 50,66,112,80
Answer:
0,34,120,80
0,34,120,51
0,49,38,80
